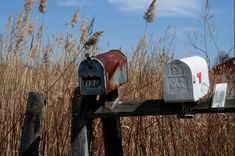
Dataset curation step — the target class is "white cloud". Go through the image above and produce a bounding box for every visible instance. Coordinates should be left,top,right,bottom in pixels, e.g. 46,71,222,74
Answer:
108,0,202,18
58,0,88,7
108,0,148,11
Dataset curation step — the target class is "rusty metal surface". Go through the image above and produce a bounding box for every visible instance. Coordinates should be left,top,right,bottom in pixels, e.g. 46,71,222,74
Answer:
95,50,128,94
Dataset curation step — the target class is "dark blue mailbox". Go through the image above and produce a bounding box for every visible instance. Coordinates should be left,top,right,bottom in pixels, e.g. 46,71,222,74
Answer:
79,50,128,95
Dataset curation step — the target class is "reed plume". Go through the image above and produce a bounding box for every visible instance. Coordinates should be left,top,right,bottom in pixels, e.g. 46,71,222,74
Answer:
16,11,24,29
84,31,103,49
28,17,37,35
87,17,95,35
16,28,28,48
80,18,88,44
144,0,157,23
24,0,34,11
19,28,28,39
65,39,75,52
37,24,44,40
29,45,38,59
70,10,80,27
39,0,47,13
25,0,34,5
23,0,33,25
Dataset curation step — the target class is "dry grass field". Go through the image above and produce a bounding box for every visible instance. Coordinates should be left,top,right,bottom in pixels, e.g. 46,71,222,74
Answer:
0,0,234,155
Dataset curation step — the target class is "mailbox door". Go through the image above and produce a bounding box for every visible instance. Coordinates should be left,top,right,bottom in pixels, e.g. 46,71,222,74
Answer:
163,60,194,102
79,59,106,95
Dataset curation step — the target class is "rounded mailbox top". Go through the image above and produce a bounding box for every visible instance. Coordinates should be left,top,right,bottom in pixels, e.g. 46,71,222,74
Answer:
179,56,208,73
94,50,127,81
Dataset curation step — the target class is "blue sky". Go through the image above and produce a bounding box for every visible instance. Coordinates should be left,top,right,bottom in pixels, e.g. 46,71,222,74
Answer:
0,0,234,60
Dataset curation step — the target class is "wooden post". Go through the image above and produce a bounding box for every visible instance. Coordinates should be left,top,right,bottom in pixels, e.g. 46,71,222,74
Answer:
19,91,45,156
101,89,123,156
71,87,96,156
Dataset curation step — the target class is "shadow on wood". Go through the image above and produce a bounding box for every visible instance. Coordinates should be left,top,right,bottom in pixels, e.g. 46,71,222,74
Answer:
101,89,123,156
92,97,235,118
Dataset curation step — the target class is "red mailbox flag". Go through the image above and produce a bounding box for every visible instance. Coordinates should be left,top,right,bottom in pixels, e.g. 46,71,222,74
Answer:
197,72,202,84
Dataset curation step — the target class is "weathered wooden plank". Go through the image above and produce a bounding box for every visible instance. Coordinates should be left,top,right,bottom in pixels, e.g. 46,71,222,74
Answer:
71,87,96,156
91,97,235,118
19,92,45,156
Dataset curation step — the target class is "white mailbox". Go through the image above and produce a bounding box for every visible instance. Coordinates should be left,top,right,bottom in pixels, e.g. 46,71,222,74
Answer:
163,56,210,102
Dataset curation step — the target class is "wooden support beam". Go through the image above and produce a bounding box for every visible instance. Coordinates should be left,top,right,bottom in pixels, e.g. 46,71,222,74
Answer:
91,97,235,118
71,87,124,156
101,89,123,156
19,92,45,156
71,87,96,156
